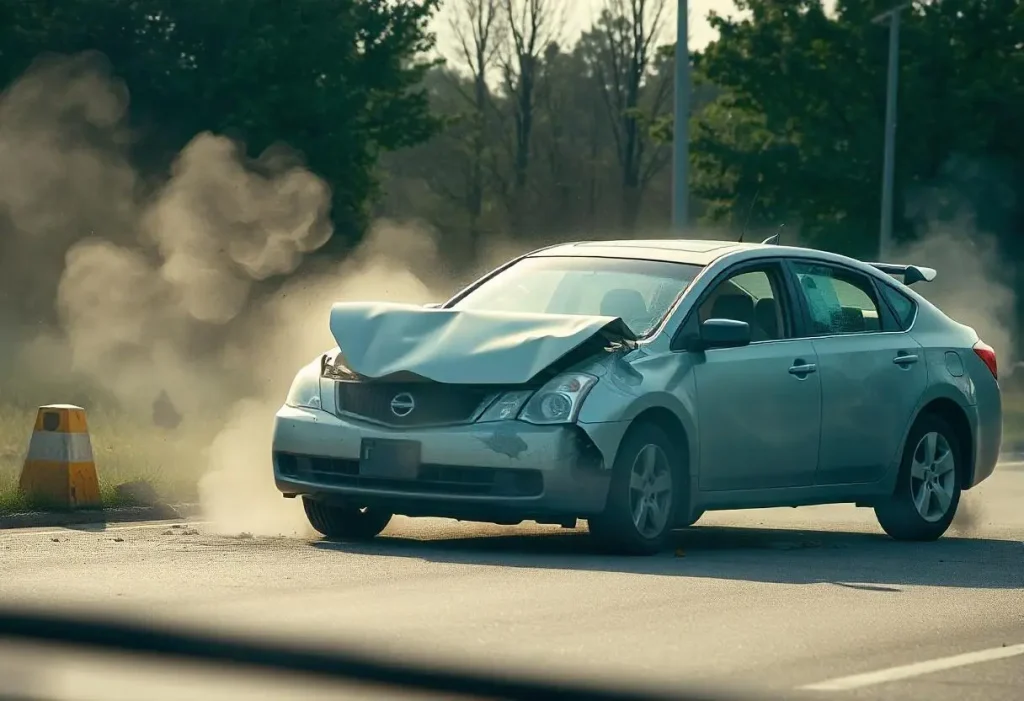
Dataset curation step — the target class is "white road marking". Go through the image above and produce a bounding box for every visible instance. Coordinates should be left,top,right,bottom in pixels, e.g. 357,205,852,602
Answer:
0,520,210,538
801,643,1024,691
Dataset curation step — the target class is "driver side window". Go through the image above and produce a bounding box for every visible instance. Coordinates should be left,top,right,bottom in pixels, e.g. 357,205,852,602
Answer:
699,267,789,342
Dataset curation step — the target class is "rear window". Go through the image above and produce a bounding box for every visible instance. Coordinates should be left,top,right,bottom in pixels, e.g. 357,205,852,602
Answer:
879,283,917,330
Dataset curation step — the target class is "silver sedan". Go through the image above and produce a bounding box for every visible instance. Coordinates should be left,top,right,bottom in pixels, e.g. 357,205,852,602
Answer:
273,239,1002,554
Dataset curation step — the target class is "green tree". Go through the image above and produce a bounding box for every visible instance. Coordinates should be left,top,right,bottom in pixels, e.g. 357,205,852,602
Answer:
496,0,560,232
0,0,443,254
579,0,674,233
692,0,884,253
691,0,1023,257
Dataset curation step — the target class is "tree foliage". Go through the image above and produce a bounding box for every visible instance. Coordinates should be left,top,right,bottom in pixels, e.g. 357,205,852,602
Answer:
381,0,1020,270
692,0,1023,256
378,0,682,253
1,0,1021,268
0,0,442,251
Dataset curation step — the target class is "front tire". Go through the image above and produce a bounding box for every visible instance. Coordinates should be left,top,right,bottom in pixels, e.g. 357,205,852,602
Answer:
303,498,393,540
588,422,684,555
874,414,962,541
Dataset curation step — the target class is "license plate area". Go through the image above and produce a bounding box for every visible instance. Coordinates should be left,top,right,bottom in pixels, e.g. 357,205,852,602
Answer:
359,438,421,480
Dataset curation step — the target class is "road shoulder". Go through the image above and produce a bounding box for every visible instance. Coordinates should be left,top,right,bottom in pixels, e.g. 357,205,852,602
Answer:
0,503,202,530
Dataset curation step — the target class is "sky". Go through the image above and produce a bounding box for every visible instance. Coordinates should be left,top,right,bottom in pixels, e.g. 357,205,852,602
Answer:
430,0,742,62
430,0,840,63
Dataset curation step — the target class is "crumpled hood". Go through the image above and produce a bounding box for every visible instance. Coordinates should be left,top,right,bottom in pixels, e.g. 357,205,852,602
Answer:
329,302,636,385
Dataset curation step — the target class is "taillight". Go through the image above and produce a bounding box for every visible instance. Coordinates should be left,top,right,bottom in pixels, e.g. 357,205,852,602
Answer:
973,340,998,379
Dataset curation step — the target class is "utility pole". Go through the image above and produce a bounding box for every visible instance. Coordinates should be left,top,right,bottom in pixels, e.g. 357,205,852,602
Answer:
672,0,690,232
873,3,910,260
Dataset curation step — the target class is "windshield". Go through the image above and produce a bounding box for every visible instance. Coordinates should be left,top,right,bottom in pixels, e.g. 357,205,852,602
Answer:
450,256,703,337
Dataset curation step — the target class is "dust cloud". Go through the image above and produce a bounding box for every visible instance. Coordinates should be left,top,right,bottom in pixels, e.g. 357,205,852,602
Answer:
895,233,1016,371
894,230,1007,534
895,157,1021,531
197,221,444,535
897,155,1019,367
951,497,983,535
0,52,458,535
895,228,1010,535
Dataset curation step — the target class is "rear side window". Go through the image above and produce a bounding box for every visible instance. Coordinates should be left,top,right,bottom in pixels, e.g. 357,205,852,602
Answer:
879,284,917,330
790,262,883,335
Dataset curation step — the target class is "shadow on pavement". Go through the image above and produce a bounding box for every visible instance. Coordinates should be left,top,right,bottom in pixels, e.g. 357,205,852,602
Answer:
63,520,109,532
311,523,1024,589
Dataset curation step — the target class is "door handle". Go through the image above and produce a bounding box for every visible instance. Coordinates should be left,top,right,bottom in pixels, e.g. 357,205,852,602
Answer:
893,352,919,366
789,362,817,376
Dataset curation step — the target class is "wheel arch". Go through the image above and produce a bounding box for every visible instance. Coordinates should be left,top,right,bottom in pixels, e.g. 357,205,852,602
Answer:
912,397,975,490
627,406,696,524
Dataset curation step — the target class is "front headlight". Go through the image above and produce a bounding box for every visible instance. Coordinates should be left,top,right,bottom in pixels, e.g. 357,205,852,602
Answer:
285,361,323,410
322,349,359,381
518,372,597,425
478,390,534,422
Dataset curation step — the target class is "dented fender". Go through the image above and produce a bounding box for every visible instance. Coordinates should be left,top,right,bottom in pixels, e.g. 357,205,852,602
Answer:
576,347,700,473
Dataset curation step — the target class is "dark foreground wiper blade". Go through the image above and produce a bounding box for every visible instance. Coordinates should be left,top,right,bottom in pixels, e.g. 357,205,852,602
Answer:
0,606,768,701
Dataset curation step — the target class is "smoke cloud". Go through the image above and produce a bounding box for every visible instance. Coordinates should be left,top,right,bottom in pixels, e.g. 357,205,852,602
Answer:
898,156,1018,371
896,156,1021,530
0,52,455,534
197,221,443,535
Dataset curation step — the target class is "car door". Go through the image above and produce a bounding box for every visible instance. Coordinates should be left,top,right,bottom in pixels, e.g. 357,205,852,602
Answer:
787,260,928,485
686,262,822,491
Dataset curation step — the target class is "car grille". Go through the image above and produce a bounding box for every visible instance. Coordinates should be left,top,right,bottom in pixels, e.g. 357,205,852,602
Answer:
275,453,543,498
335,382,495,427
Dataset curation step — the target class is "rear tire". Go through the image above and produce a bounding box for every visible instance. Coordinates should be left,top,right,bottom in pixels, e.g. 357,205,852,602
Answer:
874,414,962,541
303,497,393,540
588,422,684,555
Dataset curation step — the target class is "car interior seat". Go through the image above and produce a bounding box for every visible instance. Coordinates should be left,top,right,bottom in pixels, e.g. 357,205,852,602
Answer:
754,297,781,340
709,294,755,327
800,276,831,334
839,306,867,333
600,288,649,329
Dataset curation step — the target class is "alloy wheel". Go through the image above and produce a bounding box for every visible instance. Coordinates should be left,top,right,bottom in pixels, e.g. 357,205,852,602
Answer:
628,444,673,538
910,431,957,523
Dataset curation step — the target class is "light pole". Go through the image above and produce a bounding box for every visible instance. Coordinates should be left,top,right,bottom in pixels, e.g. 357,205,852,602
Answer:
873,2,910,260
672,0,690,232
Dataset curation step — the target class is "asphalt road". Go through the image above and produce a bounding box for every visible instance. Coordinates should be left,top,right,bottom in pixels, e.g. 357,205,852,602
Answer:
1,467,1023,701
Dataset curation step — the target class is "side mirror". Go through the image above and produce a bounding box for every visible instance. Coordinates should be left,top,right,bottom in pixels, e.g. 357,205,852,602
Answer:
695,318,751,351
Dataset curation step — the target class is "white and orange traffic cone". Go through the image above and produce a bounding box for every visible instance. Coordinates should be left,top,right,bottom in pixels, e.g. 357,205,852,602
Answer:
18,404,101,509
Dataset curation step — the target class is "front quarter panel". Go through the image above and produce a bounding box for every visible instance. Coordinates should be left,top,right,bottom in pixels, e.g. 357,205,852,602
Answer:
576,346,700,475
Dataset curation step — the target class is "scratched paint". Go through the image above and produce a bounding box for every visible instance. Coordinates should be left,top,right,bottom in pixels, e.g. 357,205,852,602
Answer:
479,428,529,460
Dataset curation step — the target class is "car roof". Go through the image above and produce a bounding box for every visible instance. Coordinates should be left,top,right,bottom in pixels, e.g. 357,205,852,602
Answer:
528,238,897,280
515,238,948,325
530,239,762,266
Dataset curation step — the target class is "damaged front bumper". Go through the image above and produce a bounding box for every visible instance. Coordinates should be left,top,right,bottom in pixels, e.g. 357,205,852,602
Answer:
272,405,629,522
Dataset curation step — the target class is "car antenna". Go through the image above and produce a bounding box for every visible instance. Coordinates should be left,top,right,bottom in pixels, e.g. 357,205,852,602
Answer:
738,185,760,243
761,223,784,246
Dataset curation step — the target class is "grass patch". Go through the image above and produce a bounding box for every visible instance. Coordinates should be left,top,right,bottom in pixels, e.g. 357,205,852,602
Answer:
0,402,212,515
